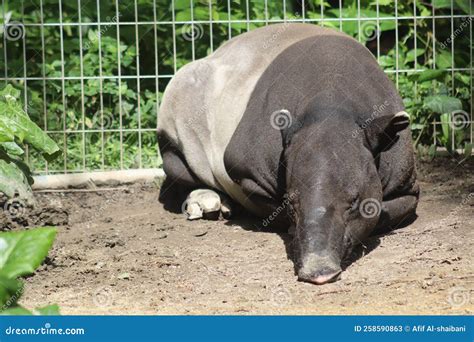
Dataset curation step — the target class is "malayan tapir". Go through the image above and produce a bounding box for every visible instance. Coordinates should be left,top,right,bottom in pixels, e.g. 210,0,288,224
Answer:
157,23,419,285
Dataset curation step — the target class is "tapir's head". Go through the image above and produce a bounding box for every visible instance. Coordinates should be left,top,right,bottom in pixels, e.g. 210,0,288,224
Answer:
281,105,409,284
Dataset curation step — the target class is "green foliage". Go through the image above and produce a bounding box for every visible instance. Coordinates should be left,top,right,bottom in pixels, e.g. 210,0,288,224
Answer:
0,227,59,315
0,85,60,204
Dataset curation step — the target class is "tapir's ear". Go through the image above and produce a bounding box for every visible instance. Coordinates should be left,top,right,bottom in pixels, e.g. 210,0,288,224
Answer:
365,111,410,150
370,111,410,134
387,111,410,133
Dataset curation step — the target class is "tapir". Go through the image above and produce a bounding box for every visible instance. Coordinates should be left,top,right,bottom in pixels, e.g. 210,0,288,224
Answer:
157,23,419,284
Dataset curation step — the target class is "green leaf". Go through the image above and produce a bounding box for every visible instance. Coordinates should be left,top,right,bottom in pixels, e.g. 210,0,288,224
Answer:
440,113,451,150
411,123,425,130
405,49,424,63
433,0,472,13
423,95,463,114
0,142,24,157
408,69,446,83
378,55,394,68
455,0,471,13
34,304,60,315
0,121,14,143
173,0,190,10
436,51,452,69
372,0,392,5
0,84,21,98
0,276,23,309
432,0,452,8
0,85,60,161
0,227,57,279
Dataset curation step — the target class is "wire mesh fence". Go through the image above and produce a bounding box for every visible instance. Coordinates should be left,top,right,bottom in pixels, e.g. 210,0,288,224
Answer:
0,0,472,175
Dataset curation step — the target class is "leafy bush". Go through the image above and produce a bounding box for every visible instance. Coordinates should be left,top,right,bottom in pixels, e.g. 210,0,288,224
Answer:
0,227,59,315
0,85,60,205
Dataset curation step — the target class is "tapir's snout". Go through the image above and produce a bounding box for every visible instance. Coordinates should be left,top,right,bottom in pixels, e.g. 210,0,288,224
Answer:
297,253,342,285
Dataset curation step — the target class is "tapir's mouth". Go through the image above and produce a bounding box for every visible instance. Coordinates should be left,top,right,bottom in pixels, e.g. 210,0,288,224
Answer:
297,269,342,285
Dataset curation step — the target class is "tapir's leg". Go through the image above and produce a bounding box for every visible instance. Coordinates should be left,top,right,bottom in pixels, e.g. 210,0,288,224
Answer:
375,194,418,234
375,129,420,234
158,134,202,188
158,134,233,219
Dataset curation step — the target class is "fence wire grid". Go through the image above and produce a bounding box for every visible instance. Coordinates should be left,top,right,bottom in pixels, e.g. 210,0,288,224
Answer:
0,0,472,175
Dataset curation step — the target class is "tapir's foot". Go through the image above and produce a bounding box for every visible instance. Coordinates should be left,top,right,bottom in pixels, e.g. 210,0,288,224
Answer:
183,189,233,220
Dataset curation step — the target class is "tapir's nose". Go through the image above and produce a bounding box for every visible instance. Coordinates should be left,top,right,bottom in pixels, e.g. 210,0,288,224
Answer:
297,253,342,285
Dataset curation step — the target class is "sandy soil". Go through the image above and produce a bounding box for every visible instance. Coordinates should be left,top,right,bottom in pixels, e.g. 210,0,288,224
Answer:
14,158,474,314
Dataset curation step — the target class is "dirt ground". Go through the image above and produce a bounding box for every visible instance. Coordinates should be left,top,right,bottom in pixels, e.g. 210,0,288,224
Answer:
12,157,474,314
